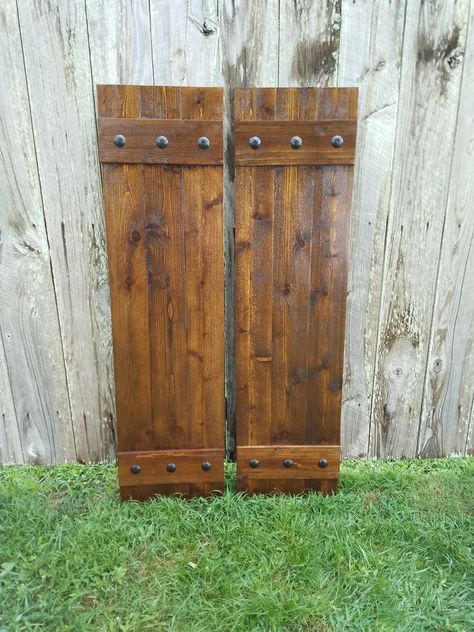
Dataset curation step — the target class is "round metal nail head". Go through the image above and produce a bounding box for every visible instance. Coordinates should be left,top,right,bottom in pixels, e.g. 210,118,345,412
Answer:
166,463,176,473
156,135,168,148
201,461,212,471
290,136,303,149
318,458,329,469
249,458,260,469
331,135,344,148
113,134,126,147
249,136,261,149
198,136,210,149
130,464,141,475
283,458,294,469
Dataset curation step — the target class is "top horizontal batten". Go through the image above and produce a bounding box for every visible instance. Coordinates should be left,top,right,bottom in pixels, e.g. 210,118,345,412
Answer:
233,87,358,166
235,119,356,166
97,84,224,165
98,118,223,164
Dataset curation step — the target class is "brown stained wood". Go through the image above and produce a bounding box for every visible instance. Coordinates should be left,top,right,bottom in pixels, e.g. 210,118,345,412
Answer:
235,120,356,166
307,166,354,447
98,85,224,499
118,449,224,486
237,445,340,484
235,87,357,494
98,118,223,164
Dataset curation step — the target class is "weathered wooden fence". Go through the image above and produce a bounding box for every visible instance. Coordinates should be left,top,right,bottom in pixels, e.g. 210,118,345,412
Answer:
0,0,473,465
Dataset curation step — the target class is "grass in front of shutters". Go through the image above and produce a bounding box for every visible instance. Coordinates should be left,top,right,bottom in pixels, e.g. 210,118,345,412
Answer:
0,459,473,632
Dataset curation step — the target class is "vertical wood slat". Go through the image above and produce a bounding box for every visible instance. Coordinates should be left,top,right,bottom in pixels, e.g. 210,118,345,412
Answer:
235,87,357,494
419,3,474,457
219,0,280,458
336,0,406,459
369,0,470,458
0,0,75,464
98,85,224,499
16,0,115,463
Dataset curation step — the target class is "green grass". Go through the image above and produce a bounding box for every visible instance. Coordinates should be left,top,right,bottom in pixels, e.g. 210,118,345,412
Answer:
0,459,473,631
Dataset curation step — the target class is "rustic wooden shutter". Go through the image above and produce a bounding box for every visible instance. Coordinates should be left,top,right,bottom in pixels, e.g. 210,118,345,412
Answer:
98,85,224,499
235,88,358,494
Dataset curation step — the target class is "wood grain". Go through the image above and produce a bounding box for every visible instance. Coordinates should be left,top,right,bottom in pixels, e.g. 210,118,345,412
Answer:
419,4,474,457
16,0,116,463
150,0,220,87
369,0,470,457
0,334,22,464
219,0,280,458
235,120,356,165
99,85,224,498
118,449,224,488
235,87,357,494
237,445,340,486
98,118,223,164
278,0,341,87
0,0,74,465
85,0,153,86
337,0,406,459
1,0,474,466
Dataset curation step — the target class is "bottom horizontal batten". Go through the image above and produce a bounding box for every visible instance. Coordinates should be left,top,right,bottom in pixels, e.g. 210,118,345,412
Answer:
118,449,224,499
236,445,340,494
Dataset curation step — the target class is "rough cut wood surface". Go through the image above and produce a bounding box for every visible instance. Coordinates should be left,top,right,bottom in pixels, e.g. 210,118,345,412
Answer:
1,0,473,464
15,0,116,464
98,85,224,498
118,449,224,489
237,446,340,485
98,118,223,164
234,119,357,166
419,4,474,457
235,87,357,493
368,0,470,457
337,0,406,459
0,0,74,464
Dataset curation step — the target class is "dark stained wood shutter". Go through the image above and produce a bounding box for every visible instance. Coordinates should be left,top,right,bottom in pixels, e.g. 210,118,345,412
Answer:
234,87,358,494
98,85,224,499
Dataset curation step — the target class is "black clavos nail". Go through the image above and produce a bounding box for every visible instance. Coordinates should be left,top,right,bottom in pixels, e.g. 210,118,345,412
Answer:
331,135,344,148
198,136,210,149
318,458,329,468
290,135,303,149
249,458,260,469
283,458,294,469
166,463,177,473
156,135,168,148
113,134,126,147
130,464,141,474
249,136,261,149
201,461,212,471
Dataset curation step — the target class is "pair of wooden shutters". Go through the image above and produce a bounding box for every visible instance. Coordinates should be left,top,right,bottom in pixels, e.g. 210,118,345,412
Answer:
98,85,357,499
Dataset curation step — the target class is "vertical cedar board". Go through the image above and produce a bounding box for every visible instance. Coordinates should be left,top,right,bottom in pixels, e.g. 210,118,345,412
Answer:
235,87,357,493
98,85,224,498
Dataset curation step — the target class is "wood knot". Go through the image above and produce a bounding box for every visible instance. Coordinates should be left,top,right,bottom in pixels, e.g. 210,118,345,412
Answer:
445,49,464,69
146,221,169,240
295,234,306,249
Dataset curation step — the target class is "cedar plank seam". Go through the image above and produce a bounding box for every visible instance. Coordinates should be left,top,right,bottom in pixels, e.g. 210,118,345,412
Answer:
235,87,358,494
98,85,224,499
